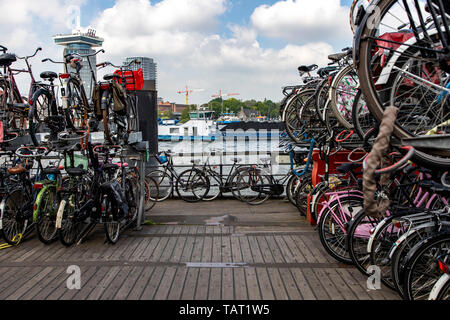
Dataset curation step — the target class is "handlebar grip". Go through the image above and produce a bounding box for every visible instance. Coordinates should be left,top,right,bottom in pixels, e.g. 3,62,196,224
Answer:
364,146,415,175
336,130,354,143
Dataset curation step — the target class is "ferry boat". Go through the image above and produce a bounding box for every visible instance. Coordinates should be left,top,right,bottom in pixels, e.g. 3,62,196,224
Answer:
158,110,219,141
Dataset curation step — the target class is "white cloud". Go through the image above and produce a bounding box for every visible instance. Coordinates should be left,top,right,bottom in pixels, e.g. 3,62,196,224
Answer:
251,0,352,44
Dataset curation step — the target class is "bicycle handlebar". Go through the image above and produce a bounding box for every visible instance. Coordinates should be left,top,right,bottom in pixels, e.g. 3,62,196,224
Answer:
441,172,450,188
363,146,415,175
17,47,42,60
42,58,65,64
15,146,48,158
79,49,105,59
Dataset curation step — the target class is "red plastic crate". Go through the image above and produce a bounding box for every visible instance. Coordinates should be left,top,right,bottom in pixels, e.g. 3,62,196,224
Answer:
114,68,144,91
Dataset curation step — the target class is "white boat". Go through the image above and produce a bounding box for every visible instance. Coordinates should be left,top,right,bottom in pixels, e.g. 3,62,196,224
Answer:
158,110,219,141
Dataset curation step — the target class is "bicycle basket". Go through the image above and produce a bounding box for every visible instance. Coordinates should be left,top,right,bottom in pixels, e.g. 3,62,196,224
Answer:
114,68,144,91
65,153,89,170
155,154,168,165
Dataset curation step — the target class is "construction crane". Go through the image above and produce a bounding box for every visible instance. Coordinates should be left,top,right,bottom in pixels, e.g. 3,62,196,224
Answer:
211,90,240,115
177,86,205,105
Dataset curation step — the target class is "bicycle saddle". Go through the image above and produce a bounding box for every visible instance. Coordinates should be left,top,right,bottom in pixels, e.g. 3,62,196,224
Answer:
328,52,347,62
103,73,124,81
0,53,16,67
66,167,87,177
298,64,318,73
40,71,58,81
42,167,61,176
102,163,119,172
8,165,26,175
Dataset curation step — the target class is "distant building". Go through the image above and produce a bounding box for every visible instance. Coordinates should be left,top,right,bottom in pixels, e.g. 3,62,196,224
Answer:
158,101,189,115
54,29,104,99
123,57,157,87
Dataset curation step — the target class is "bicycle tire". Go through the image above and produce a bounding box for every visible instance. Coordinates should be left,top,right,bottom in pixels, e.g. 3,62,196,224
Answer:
402,232,450,300
236,168,271,205
104,196,120,244
28,89,53,146
175,169,210,203
356,0,450,167
147,169,173,202
294,173,313,216
35,186,60,244
0,189,30,245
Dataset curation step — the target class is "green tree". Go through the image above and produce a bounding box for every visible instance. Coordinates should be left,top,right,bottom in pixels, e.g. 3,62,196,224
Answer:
180,106,191,123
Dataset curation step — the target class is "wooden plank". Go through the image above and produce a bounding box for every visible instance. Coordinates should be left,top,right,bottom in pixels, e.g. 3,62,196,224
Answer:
69,266,109,301
266,268,289,300
102,237,134,261
334,269,372,300
180,236,196,262
208,268,222,300
148,236,170,262
19,267,66,300
121,238,147,261
247,236,264,263
255,268,275,300
313,268,344,300
239,236,254,264
190,234,205,263
100,266,133,300
233,268,248,300
290,235,318,263
127,267,155,300
290,268,316,300
265,236,285,263
256,236,275,263
212,236,222,262
301,268,329,300
194,268,210,300
167,267,188,300
87,266,121,300
230,236,243,263
278,268,302,300
245,267,261,300
141,266,166,300
273,236,296,263
6,266,54,300
160,236,178,262
0,267,43,299
170,236,187,262
136,237,160,262
221,234,232,263
153,267,177,300
323,268,358,300
221,268,234,300
202,236,213,263
114,266,144,300
129,238,152,261
180,268,199,300
302,234,330,263
282,235,307,263
60,266,99,300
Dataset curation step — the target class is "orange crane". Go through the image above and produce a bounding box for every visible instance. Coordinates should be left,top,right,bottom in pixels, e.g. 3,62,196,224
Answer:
177,86,205,105
211,90,240,115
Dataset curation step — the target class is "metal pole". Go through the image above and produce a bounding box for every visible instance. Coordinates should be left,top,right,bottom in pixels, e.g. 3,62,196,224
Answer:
135,154,146,231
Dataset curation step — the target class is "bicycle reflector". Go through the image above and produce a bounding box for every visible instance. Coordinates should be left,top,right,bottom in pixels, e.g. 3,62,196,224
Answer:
438,259,449,274
34,183,44,190
59,73,70,79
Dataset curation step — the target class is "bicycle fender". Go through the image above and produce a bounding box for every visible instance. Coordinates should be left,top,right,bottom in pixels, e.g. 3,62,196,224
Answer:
33,185,51,223
55,199,66,229
0,199,5,230
367,217,389,254
429,274,449,300
101,89,111,111
353,0,382,67
29,88,51,117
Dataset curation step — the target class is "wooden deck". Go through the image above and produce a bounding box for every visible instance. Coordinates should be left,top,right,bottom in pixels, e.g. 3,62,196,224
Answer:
0,200,399,300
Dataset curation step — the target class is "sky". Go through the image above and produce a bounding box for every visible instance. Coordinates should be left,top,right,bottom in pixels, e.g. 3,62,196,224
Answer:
0,0,356,105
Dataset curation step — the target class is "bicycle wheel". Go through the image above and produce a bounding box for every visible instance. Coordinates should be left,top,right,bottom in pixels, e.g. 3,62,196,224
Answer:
58,195,84,247
147,169,173,202
317,195,364,264
104,196,120,244
351,89,377,142
436,276,450,300
286,174,301,205
29,90,53,146
176,169,210,203
347,210,383,275
356,0,450,167
144,176,159,211
403,232,450,300
369,216,403,291
294,174,313,216
329,65,358,129
35,186,60,244
0,189,30,245
202,171,222,201
314,78,330,126
65,78,88,131
283,89,316,143
236,168,271,205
